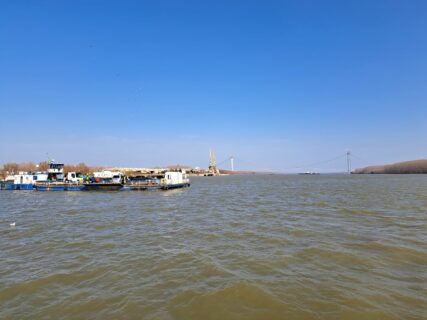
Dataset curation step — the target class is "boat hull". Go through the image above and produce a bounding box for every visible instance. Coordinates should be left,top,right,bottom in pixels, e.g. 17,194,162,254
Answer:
2,182,190,191
34,183,87,191
3,184,34,190
35,185,65,191
162,183,191,190
128,184,162,191
84,183,124,191
126,182,190,191
67,185,87,191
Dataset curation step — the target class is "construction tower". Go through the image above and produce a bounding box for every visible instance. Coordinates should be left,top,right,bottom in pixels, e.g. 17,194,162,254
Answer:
208,149,220,176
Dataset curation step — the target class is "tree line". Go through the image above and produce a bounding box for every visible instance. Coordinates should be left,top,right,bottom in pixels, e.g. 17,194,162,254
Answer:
0,162,100,178
353,159,427,174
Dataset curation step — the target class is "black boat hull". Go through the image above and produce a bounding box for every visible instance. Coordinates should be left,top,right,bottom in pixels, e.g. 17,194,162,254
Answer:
84,183,124,191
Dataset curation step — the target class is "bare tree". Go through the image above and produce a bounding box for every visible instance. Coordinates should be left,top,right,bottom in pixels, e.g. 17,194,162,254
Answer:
3,163,19,173
37,161,49,171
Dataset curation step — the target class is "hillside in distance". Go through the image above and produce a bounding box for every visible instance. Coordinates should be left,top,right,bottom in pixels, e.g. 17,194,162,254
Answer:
353,159,427,174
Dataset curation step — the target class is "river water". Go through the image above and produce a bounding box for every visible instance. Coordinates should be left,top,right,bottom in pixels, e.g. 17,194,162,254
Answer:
0,174,426,319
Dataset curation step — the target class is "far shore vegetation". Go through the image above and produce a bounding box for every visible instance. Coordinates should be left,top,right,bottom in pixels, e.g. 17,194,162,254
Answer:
353,159,427,174
0,162,99,179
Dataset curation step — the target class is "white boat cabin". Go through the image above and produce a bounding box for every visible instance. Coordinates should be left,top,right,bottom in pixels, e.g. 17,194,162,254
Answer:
5,172,48,185
163,171,189,185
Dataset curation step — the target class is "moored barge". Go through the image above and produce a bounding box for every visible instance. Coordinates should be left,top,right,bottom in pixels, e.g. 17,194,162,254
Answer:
2,163,190,192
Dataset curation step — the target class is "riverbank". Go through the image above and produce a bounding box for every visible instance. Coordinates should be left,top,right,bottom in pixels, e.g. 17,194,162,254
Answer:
353,159,427,174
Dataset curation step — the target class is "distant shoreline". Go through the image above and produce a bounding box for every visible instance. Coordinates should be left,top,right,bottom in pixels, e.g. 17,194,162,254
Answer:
353,159,427,174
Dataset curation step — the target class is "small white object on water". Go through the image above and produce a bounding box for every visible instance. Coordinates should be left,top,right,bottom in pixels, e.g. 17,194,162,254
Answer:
10,222,16,227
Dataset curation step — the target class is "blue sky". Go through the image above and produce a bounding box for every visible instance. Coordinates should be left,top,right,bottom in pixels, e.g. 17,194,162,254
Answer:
1,0,426,172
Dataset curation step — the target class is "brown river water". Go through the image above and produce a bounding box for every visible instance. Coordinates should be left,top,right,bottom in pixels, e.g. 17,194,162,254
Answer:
0,174,426,319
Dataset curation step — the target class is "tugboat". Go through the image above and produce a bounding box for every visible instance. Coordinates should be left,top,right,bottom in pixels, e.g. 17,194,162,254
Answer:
34,161,87,191
34,162,67,191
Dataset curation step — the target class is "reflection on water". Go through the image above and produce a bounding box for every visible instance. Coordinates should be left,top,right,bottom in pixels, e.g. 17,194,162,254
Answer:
0,175,426,319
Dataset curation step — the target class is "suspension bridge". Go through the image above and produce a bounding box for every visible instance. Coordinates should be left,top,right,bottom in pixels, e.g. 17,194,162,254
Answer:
212,150,365,174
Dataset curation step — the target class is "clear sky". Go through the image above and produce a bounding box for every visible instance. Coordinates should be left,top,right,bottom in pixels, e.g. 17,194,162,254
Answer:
1,0,426,172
